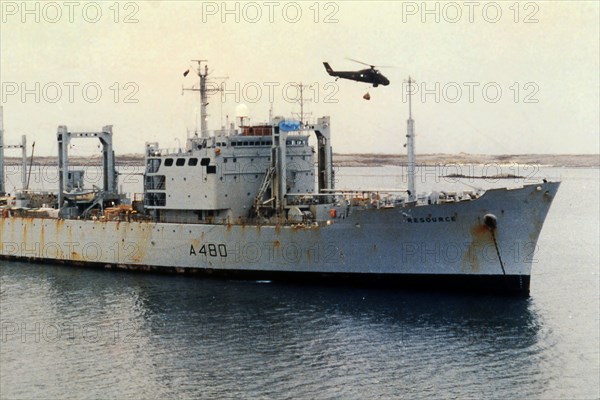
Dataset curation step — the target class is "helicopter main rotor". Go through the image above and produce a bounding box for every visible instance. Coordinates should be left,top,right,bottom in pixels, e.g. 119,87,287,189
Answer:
346,57,393,70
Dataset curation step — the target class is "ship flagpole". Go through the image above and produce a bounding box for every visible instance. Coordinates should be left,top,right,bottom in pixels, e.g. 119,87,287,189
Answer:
406,76,417,202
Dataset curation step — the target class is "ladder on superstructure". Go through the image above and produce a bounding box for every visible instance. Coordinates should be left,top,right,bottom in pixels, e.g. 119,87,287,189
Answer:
253,166,275,217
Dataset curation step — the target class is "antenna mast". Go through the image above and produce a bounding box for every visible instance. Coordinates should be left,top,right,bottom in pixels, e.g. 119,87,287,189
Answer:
182,60,227,137
406,76,416,202
292,83,312,126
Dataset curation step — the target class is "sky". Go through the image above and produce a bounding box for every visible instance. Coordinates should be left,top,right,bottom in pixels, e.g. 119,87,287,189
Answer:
0,0,598,156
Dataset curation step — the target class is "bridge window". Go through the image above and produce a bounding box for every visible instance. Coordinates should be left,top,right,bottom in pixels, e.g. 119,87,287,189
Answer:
164,158,174,167
188,158,198,166
146,158,161,173
145,175,166,190
145,192,166,207
176,158,185,166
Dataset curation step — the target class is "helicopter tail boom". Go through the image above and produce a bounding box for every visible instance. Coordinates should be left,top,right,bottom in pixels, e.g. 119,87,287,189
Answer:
323,62,334,75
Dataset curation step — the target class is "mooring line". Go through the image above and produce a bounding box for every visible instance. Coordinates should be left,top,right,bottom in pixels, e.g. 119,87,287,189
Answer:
491,230,506,275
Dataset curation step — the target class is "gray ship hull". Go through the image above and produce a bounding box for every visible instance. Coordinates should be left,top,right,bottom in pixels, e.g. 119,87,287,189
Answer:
1,182,559,293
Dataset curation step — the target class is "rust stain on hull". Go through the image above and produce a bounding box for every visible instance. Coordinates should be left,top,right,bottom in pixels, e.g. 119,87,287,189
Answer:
462,223,495,273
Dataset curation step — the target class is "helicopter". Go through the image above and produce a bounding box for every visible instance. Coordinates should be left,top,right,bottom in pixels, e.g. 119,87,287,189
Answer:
323,58,391,87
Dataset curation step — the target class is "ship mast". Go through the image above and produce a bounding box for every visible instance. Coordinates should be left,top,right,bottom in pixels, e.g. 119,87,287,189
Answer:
199,63,208,137
181,60,229,137
292,83,311,126
406,76,416,202
0,106,4,195
182,60,208,137
191,60,209,137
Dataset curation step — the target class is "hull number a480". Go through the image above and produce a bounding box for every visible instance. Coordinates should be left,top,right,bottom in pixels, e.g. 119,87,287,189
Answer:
190,243,227,257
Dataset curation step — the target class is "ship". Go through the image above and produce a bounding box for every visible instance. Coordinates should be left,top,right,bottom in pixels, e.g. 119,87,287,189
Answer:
0,61,560,294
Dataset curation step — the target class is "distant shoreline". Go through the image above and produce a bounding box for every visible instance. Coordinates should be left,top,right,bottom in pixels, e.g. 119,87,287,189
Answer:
3,153,599,168
332,153,599,168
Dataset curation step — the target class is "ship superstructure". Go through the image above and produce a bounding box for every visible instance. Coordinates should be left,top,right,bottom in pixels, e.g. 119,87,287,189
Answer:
143,118,330,224
0,61,560,294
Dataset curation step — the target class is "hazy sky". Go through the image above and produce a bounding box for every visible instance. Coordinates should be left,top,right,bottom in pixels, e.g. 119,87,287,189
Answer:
1,1,598,156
